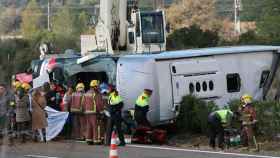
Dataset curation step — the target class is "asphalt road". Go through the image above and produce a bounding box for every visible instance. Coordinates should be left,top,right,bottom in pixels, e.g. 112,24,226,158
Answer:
0,141,279,158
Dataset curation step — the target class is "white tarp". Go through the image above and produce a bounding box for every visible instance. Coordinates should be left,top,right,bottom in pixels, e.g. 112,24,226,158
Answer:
33,71,50,89
42,106,69,141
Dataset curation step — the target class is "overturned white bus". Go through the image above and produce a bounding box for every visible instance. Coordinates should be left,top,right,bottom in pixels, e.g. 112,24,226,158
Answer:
32,46,280,125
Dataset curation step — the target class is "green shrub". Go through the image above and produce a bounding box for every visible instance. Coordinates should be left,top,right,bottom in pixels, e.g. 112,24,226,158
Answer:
176,95,218,134
254,101,280,138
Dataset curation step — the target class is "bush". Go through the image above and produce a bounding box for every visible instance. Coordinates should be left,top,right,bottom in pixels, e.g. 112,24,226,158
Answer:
228,99,280,139
254,101,280,139
176,95,218,134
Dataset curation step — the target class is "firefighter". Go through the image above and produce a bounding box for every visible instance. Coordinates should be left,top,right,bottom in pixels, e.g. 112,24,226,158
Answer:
105,86,126,146
135,89,153,127
70,83,86,140
83,80,105,145
208,109,233,150
239,94,257,148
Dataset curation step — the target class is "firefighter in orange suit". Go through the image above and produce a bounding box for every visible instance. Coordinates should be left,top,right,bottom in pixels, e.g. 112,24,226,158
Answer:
70,83,86,140
239,94,257,148
83,80,105,145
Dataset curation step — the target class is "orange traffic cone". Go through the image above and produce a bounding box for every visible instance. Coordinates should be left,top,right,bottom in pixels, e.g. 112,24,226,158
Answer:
109,131,119,158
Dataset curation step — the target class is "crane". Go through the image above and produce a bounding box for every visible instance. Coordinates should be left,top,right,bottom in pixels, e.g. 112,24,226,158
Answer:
82,0,167,55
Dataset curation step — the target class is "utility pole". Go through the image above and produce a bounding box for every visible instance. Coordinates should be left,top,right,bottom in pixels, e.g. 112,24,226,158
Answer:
234,0,241,35
47,0,51,31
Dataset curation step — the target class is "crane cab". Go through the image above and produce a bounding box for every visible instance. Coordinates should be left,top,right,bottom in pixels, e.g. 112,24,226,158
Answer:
127,10,166,53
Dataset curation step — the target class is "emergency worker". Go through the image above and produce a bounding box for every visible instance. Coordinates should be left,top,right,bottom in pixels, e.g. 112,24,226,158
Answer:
83,80,105,145
15,87,30,143
21,83,32,111
0,83,14,138
105,86,125,146
208,109,233,150
70,83,86,140
8,82,17,144
239,94,257,148
135,89,153,127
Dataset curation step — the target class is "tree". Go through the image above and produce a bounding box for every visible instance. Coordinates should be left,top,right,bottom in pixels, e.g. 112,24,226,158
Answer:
52,6,79,51
0,7,19,34
166,0,220,31
76,11,90,34
256,0,280,44
20,0,43,41
80,0,98,5
241,0,264,21
166,25,219,50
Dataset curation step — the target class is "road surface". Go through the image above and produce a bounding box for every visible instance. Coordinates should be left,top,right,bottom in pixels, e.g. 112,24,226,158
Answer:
0,141,279,158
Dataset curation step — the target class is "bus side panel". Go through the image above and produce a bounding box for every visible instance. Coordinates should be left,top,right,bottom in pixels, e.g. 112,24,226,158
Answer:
155,61,176,123
117,57,160,125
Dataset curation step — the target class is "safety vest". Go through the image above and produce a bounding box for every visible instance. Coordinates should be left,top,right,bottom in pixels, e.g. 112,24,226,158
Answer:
136,92,150,107
83,90,97,114
216,109,233,124
108,92,123,106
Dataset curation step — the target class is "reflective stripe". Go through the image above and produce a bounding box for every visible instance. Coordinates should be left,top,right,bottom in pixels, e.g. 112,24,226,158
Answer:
84,111,96,114
110,150,118,156
86,139,93,142
71,108,82,112
136,93,150,107
9,101,15,107
92,93,96,112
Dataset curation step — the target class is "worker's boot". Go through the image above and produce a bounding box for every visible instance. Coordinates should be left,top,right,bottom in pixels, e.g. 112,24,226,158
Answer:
42,130,47,143
21,134,26,143
8,136,14,146
86,140,94,145
118,141,126,147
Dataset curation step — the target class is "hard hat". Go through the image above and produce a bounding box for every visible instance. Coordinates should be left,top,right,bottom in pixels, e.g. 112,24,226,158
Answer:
144,89,153,95
76,83,85,90
13,81,22,89
21,83,31,91
90,80,99,87
241,94,252,104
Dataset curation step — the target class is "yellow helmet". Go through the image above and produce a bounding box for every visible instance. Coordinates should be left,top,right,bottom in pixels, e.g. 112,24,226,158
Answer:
21,83,31,91
241,94,252,104
90,80,99,87
76,83,85,91
13,81,22,89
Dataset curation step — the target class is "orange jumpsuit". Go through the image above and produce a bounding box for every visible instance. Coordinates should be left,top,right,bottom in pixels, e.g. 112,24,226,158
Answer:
70,91,86,140
239,103,257,147
83,89,105,143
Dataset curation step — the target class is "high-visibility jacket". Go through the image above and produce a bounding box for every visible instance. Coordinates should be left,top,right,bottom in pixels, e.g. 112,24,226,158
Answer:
108,92,123,106
135,92,150,107
216,109,233,124
70,92,84,112
83,90,104,114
